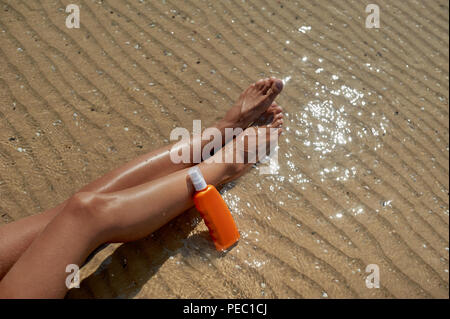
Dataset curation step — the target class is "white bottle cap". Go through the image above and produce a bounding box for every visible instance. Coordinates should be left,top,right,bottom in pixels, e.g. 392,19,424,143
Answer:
188,166,207,191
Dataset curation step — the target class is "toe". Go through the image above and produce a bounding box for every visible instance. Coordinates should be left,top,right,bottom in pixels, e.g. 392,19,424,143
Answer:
273,112,283,122
266,102,282,115
270,113,284,128
273,106,283,114
266,102,277,111
270,103,283,114
262,78,274,95
273,119,283,128
267,78,284,97
255,79,265,90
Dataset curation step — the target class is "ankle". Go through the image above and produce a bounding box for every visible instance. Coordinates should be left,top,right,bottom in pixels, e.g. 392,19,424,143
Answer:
218,162,246,186
213,120,229,136
200,157,243,187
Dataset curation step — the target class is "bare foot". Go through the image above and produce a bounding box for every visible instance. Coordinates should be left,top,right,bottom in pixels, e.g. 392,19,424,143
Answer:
218,78,283,131
208,109,284,184
252,102,283,127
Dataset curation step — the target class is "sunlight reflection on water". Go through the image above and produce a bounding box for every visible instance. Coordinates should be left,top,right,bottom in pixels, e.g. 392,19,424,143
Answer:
222,68,390,226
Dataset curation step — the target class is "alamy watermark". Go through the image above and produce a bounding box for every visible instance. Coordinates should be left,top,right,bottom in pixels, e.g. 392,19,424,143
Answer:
65,4,80,29
365,4,380,28
169,120,280,175
365,264,380,288
65,263,80,289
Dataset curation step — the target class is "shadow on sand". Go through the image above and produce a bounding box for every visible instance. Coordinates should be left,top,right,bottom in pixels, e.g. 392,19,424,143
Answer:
65,190,235,299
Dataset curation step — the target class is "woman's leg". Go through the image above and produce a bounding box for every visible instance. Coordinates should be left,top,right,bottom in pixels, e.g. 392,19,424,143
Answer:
0,123,283,298
0,78,283,279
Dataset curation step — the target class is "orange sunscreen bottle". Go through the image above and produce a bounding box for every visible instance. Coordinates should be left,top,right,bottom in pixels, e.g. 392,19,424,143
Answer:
188,166,240,251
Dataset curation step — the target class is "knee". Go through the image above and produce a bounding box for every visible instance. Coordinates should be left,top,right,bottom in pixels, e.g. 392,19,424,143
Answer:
65,192,109,224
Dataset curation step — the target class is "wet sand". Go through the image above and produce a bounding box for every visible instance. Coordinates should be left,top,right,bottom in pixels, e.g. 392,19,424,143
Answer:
0,0,448,298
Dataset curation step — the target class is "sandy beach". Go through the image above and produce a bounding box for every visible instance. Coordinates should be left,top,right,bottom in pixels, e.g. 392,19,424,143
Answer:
0,0,448,298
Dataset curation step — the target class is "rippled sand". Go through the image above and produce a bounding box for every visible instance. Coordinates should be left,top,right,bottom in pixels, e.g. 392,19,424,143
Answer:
0,0,448,298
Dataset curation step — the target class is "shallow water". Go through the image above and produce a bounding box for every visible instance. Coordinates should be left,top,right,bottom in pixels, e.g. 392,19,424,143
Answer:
0,0,448,298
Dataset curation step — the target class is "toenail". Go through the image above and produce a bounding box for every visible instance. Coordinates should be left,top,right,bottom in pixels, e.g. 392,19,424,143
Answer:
275,80,283,91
